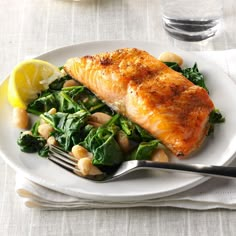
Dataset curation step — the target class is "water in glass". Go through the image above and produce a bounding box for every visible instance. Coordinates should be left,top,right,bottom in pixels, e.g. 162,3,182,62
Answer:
161,0,223,41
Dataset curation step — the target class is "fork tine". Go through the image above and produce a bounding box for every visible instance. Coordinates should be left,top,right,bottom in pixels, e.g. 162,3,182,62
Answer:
49,150,76,166
48,145,84,176
48,153,83,177
48,155,77,171
50,145,78,162
48,145,105,181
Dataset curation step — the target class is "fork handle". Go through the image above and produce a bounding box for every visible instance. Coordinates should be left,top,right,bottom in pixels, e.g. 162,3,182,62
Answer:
138,160,236,179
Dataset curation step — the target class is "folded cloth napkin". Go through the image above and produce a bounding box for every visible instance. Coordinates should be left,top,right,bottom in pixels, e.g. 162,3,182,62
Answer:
15,49,236,210
15,170,236,210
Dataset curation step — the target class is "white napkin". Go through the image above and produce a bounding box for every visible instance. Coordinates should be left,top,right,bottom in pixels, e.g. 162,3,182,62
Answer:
15,49,236,210
15,169,236,210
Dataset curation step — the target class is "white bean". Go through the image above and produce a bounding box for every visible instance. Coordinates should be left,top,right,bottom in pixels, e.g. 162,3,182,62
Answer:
151,149,169,163
77,157,92,176
116,131,131,153
38,123,54,139
63,79,79,88
71,145,89,160
89,112,112,125
12,107,29,129
47,136,57,145
159,52,183,66
88,165,103,176
48,107,57,115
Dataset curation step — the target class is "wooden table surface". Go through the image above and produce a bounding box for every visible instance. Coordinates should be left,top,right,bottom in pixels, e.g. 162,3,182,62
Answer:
1,0,236,235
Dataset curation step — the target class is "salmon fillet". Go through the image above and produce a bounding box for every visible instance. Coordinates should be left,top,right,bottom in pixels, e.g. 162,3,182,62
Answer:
64,48,214,158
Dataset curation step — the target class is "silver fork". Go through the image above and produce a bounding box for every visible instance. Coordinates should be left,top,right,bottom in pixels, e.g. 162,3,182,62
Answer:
48,145,236,182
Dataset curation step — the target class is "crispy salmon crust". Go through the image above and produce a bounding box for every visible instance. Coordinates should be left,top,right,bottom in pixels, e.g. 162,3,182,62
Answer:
64,48,214,157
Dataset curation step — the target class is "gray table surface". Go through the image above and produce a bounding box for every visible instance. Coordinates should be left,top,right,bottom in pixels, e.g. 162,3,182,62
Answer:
1,0,236,235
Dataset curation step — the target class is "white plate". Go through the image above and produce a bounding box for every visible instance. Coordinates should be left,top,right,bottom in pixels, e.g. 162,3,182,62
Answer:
1,40,236,201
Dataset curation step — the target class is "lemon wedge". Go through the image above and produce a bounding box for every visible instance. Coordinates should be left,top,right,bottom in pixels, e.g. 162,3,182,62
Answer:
8,59,62,109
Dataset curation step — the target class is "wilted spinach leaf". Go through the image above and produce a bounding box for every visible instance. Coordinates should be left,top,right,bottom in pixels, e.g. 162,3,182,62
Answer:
27,83,113,116
80,126,124,167
17,133,46,154
31,120,41,136
38,145,50,157
163,62,182,72
135,124,154,142
27,91,59,115
208,109,225,135
118,116,154,142
209,109,225,124
182,63,209,92
128,140,160,160
41,110,89,151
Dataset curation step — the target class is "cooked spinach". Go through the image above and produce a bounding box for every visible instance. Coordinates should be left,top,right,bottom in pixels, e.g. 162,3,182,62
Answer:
41,110,89,151
79,113,153,166
209,109,225,124
128,140,160,160
165,62,208,92
38,145,50,157
27,91,58,115
27,78,113,116
80,126,124,167
163,62,182,72
208,109,225,135
27,86,86,115
118,116,153,142
182,63,209,92
17,133,46,154
18,120,50,156
135,124,154,142
20,76,117,161
31,120,41,136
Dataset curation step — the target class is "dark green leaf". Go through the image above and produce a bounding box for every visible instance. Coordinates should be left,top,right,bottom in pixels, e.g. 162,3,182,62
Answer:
163,62,182,72
27,91,58,115
118,116,154,142
40,110,89,151
182,63,209,92
135,124,154,141
27,83,113,116
207,109,225,136
209,109,225,124
17,133,46,154
119,116,136,136
38,145,50,157
80,127,124,167
128,140,160,160
31,120,40,136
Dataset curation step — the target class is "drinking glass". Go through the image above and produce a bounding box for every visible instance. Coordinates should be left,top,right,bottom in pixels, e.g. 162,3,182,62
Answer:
161,0,223,41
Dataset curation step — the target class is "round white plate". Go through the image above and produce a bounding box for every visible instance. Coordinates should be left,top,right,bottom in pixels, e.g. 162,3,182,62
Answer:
1,40,236,201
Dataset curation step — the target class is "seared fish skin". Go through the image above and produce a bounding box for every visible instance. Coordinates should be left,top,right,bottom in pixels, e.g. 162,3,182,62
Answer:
64,48,214,158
